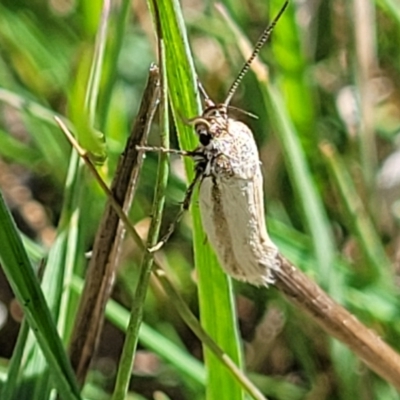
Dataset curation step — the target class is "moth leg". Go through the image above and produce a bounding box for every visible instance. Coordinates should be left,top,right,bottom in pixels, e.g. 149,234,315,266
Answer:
148,168,203,253
136,145,194,157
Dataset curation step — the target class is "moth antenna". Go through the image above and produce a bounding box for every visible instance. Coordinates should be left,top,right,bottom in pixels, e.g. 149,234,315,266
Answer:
197,78,215,108
223,0,289,107
197,79,209,100
227,105,258,120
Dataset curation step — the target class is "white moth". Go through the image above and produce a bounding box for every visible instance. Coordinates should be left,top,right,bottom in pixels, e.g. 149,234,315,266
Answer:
182,3,288,286
145,1,288,286
191,105,279,286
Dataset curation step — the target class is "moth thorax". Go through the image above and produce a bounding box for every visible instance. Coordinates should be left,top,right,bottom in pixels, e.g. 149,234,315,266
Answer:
202,104,228,119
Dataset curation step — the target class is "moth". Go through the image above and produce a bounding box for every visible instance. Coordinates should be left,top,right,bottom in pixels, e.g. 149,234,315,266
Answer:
141,1,288,286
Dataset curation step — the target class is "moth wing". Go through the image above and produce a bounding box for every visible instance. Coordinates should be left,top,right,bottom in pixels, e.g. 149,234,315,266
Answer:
199,166,278,286
220,167,278,285
199,177,244,279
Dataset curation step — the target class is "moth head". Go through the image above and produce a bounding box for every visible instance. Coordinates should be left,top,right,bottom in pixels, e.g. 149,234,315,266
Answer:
190,0,288,147
193,105,228,146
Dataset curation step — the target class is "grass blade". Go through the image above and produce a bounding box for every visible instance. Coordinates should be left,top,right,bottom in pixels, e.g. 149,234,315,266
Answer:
153,1,245,399
0,191,82,400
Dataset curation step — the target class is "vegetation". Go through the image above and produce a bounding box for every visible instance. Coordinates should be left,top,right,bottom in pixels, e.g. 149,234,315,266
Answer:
0,0,399,399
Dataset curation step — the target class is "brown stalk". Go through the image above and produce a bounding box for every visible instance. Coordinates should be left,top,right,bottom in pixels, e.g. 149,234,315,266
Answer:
67,65,160,385
274,255,400,390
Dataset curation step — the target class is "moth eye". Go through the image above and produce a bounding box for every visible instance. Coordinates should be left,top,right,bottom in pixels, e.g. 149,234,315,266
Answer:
199,132,212,146
195,124,212,146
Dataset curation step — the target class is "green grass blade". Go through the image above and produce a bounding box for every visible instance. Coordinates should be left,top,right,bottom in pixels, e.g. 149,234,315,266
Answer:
98,0,132,129
263,85,337,288
0,89,64,125
270,0,316,147
0,129,41,167
321,142,392,281
264,9,336,291
10,1,112,390
0,191,82,400
0,319,30,400
16,149,83,400
378,0,400,23
67,0,110,163
151,1,245,399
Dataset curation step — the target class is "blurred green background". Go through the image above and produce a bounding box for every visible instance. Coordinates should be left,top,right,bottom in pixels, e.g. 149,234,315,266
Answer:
0,0,400,399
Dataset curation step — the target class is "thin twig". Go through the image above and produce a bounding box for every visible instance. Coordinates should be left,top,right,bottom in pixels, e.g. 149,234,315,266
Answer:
111,31,170,400
64,64,160,385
